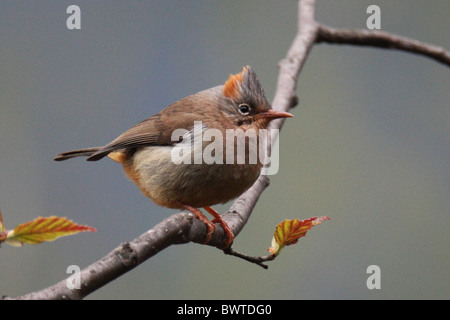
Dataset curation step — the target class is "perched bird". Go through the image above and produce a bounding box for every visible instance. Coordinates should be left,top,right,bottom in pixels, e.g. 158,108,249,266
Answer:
55,66,293,248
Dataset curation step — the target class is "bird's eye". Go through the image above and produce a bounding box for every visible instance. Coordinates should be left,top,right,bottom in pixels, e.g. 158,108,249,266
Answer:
238,103,251,115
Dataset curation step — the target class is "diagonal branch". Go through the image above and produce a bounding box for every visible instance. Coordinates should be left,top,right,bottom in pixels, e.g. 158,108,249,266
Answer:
8,213,194,300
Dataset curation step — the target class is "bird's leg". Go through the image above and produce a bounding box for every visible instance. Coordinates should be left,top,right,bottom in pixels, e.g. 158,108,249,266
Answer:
181,204,216,243
204,206,234,249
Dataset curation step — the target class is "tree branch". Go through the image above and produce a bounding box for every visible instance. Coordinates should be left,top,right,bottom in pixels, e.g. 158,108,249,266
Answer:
270,0,318,121
8,213,193,300
316,24,450,67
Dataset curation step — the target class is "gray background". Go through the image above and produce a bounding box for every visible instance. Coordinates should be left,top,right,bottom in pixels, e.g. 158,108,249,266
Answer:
0,0,448,299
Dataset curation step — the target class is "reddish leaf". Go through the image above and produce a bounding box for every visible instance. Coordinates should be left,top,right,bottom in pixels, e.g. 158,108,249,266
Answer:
268,217,330,256
0,209,4,232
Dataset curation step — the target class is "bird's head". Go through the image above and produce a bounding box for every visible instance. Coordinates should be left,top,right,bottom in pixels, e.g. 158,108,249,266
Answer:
219,66,293,129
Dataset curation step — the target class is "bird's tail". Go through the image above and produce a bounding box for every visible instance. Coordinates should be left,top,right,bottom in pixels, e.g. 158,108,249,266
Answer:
54,147,101,161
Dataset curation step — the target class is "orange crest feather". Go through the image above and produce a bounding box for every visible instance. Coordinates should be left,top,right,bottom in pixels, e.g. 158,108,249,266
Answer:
223,66,247,99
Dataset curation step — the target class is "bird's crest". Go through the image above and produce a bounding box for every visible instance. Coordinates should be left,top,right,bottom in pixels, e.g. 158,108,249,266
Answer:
223,66,247,99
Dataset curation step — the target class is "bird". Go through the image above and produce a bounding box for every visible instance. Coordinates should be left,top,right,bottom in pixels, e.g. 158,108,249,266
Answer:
54,66,293,248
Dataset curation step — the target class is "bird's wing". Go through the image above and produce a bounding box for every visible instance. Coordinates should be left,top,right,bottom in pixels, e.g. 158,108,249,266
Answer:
86,99,208,161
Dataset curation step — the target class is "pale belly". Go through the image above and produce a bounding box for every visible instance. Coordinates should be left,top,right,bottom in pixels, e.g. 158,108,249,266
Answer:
123,146,262,209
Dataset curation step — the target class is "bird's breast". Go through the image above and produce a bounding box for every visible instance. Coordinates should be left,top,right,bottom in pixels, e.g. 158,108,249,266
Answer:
122,138,263,209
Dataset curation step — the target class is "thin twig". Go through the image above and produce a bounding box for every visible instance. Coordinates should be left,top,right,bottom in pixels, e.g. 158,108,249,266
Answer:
223,247,276,270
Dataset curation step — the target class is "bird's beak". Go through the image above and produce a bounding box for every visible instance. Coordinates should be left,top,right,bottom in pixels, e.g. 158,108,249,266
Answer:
259,109,294,119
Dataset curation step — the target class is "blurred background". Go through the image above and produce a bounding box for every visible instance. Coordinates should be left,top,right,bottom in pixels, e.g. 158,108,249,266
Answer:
0,0,448,299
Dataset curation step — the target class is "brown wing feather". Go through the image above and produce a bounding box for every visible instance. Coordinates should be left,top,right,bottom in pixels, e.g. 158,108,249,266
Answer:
87,115,171,161
86,95,216,161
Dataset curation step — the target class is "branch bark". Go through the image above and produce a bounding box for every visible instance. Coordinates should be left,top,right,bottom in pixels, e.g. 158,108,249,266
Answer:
4,0,449,299
7,213,193,300
316,25,450,67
